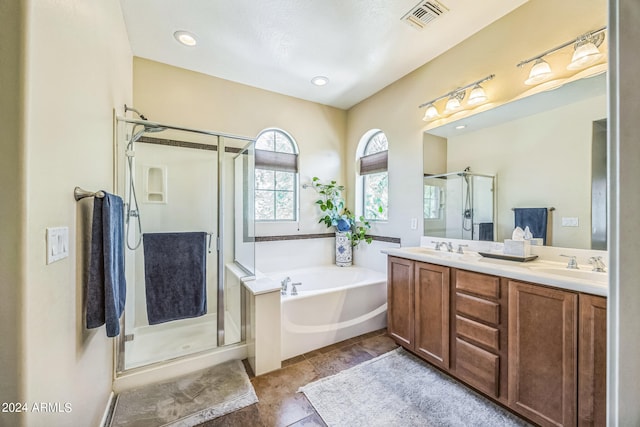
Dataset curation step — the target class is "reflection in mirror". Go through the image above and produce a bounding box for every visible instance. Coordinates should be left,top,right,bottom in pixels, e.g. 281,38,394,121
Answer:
423,170,495,241
423,73,607,249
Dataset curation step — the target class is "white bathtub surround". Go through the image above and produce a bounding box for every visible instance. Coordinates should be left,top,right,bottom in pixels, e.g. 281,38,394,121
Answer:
335,231,353,266
272,265,387,360
242,275,282,375
256,238,334,273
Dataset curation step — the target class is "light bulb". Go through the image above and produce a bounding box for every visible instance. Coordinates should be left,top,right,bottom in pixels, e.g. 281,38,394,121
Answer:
567,41,603,70
423,104,439,121
467,84,487,105
444,95,462,113
174,31,197,47
524,58,552,86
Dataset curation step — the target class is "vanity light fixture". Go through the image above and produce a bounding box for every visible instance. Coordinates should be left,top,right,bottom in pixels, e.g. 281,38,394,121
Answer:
419,74,495,121
423,103,439,120
517,26,606,85
174,30,197,47
467,84,488,105
524,58,553,85
444,91,464,113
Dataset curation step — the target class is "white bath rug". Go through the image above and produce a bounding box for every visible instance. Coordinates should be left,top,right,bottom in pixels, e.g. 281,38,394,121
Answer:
300,348,531,427
110,359,258,427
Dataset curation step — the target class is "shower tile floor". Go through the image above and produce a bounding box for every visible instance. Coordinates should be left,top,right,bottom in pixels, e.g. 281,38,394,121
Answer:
197,329,398,427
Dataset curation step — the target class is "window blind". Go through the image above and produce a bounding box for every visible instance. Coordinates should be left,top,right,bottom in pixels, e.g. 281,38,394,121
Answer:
360,150,388,175
255,149,298,173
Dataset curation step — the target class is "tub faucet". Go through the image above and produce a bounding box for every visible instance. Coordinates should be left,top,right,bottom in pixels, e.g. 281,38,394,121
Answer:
281,277,291,295
291,282,302,296
589,256,607,272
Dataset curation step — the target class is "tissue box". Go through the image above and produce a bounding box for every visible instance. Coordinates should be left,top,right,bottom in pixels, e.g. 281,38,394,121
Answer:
528,238,544,246
504,239,531,257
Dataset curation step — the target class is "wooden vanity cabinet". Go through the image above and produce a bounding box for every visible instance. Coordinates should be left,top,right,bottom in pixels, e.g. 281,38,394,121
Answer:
508,280,578,427
387,257,450,370
451,270,508,402
387,257,414,348
387,255,607,426
578,294,607,427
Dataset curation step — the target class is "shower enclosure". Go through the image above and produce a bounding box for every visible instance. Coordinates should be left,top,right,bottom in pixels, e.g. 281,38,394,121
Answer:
423,170,496,241
115,116,255,373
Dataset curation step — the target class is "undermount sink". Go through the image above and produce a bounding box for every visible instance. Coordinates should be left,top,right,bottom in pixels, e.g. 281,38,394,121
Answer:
528,266,608,284
401,247,479,261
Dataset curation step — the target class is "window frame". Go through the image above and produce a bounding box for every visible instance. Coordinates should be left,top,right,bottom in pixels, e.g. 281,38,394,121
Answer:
254,129,299,222
359,130,389,221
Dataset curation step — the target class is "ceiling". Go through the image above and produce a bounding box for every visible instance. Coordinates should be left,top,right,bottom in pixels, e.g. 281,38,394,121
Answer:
120,0,528,110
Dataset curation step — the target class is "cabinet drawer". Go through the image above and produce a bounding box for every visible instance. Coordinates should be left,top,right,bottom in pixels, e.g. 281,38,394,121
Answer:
456,270,500,299
456,338,500,398
456,293,500,325
456,315,500,352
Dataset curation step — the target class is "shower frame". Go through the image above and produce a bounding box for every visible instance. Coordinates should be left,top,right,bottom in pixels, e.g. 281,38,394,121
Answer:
423,170,497,241
114,116,255,375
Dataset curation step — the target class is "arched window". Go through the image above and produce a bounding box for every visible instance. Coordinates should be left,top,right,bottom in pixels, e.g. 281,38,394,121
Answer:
254,129,299,221
359,131,388,220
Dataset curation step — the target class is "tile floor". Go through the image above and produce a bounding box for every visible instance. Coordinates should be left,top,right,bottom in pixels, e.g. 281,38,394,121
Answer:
197,329,398,427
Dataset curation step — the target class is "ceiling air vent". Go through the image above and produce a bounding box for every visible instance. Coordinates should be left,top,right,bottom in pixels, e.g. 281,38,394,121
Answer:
402,0,449,30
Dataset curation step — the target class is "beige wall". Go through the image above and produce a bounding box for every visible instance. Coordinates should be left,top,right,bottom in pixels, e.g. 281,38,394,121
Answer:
346,0,606,247
0,0,26,419
446,94,606,248
132,58,348,237
4,0,133,426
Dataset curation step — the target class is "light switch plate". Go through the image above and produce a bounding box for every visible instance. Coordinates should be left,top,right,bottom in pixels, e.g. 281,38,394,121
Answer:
561,217,579,227
47,226,69,264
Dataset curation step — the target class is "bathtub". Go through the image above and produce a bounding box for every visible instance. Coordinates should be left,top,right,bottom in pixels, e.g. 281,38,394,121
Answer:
269,265,388,360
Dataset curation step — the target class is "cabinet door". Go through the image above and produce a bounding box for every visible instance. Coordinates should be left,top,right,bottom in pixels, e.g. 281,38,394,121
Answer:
414,262,450,369
578,294,607,427
508,280,577,427
387,257,414,349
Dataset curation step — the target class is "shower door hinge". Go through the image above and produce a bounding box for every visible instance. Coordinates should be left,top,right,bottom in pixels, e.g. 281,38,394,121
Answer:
124,334,134,342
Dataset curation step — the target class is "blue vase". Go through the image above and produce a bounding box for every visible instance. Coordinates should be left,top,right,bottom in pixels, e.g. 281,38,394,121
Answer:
336,219,351,232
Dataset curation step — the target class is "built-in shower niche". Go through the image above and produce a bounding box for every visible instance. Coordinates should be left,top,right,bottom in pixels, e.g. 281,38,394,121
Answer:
423,171,495,241
142,165,167,203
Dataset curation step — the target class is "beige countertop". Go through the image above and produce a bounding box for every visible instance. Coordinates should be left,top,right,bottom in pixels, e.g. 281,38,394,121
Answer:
383,246,608,297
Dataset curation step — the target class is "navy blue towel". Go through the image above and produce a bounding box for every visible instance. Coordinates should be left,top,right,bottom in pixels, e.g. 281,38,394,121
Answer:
478,223,494,241
86,192,126,337
514,208,549,245
143,232,207,325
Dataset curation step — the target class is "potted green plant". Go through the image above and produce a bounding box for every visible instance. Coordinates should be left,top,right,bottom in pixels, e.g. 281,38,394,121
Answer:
311,177,374,266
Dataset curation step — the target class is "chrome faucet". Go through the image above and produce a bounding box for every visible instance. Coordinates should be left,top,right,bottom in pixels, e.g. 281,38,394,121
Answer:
291,282,302,296
589,256,607,272
431,240,444,251
281,277,291,295
560,255,579,269
445,242,454,252
457,244,468,254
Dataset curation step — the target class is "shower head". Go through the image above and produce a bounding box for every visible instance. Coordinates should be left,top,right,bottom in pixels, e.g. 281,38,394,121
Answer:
130,123,166,144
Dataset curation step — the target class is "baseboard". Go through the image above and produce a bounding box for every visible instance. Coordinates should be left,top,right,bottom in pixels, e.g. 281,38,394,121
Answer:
100,391,116,427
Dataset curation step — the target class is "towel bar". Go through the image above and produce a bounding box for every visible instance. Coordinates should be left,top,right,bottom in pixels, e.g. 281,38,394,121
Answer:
74,186,106,201
511,207,555,211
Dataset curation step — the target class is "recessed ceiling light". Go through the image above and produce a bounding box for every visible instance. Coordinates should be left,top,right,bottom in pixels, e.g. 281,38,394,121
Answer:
455,125,466,130
311,76,330,86
174,31,197,47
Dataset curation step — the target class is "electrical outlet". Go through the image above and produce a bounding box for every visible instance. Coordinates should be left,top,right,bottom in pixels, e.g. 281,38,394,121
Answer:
410,218,418,230
47,227,69,264
561,217,579,227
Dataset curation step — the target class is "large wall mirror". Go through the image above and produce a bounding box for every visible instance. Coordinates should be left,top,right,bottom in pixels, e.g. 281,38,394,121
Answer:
423,72,607,250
